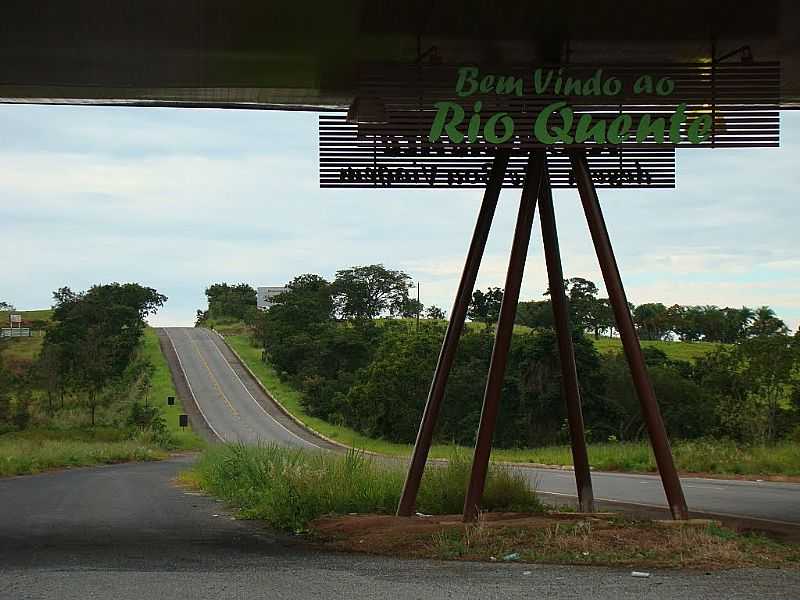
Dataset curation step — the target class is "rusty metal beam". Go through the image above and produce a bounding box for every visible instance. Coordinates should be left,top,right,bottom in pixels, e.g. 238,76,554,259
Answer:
569,150,689,520
462,150,545,522
538,163,595,513
397,150,510,517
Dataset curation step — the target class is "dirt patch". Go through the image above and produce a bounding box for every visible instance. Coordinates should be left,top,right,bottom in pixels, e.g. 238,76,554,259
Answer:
310,512,800,570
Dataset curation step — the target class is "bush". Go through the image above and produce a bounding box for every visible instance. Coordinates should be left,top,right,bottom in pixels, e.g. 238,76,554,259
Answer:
128,402,166,431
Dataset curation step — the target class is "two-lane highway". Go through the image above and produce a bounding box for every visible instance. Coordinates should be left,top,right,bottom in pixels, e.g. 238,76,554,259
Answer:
164,327,800,528
164,327,326,449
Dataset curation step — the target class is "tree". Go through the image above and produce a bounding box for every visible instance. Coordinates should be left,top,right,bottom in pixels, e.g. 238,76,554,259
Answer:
668,304,696,341
332,265,413,320
632,303,669,340
41,283,166,424
0,301,14,311
204,283,257,322
75,325,114,426
720,306,755,343
748,306,788,337
35,342,66,414
498,329,606,447
468,287,503,327
253,274,333,350
516,300,553,329
563,277,599,332
695,334,799,442
400,297,424,319
601,350,716,441
737,334,798,442
343,325,442,442
588,297,614,339
425,305,446,320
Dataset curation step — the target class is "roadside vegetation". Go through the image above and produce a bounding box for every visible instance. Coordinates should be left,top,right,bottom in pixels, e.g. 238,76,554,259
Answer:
0,428,167,477
185,443,799,570
495,439,800,477
183,443,541,531
221,334,800,477
198,267,800,478
0,287,203,477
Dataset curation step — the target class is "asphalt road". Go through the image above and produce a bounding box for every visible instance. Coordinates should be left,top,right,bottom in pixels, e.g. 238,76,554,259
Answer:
2,457,798,600
165,327,800,527
163,327,333,450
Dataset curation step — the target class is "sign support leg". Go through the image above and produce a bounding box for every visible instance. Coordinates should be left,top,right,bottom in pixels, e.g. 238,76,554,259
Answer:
397,150,510,517
462,150,545,522
538,163,595,513
569,150,689,520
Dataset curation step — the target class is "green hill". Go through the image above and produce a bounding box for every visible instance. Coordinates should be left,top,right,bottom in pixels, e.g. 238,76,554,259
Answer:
0,308,53,323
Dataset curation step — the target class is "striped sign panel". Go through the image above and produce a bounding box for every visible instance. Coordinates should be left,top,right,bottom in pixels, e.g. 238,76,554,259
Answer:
320,62,779,189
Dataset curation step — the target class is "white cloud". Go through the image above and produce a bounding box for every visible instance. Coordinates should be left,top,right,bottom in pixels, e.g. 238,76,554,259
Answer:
0,106,797,333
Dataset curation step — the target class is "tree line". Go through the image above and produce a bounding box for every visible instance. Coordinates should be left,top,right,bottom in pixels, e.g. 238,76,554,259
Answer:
0,284,169,434
202,265,800,448
515,277,789,343
197,265,435,328
199,272,791,345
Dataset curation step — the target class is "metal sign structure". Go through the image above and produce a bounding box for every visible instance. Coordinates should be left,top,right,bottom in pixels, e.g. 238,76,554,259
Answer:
319,59,783,523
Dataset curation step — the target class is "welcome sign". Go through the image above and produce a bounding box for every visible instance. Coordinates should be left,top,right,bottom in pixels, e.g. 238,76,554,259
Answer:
320,62,780,189
430,67,714,146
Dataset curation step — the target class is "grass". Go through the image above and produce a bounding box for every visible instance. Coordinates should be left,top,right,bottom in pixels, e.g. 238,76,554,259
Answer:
0,335,44,363
0,428,168,477
592,337,722,362
0,327,203,477
375,319,722,362
141,328,204,451
0,308,51,366
203,317,251,336
183,443,541,531
0,308,53,323
492,440,800,477
223,332,800,477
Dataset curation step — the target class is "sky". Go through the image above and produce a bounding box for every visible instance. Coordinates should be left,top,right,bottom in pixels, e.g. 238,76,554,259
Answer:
0,104,798,331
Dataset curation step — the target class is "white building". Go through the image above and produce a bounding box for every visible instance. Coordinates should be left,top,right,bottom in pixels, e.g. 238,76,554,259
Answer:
257,286,288,310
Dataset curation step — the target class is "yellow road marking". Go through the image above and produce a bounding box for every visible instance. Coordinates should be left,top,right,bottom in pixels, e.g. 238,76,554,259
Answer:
184,330,240,418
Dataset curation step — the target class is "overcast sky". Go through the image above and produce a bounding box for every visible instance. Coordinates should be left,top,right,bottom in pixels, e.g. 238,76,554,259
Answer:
0,104,797,332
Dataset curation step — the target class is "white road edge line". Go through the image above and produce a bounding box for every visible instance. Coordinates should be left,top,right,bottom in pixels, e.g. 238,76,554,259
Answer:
537,490,800,528
163,328,226,443
202,329,324,450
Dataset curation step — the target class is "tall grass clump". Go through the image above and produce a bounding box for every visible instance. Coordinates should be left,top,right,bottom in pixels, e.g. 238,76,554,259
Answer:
416,450,543,514
189,444,541,531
